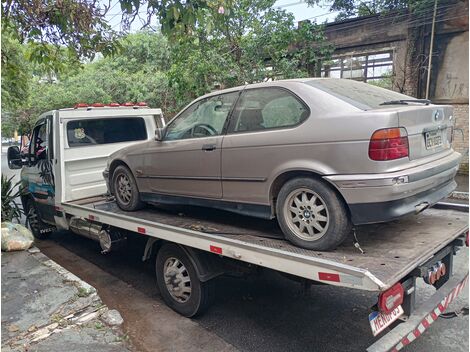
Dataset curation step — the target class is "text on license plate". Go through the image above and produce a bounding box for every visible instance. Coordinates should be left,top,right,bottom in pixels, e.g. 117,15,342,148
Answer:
369,305,404,337
425,130,442,149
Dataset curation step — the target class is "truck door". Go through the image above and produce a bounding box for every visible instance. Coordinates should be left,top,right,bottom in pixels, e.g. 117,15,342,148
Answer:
23,115,56,224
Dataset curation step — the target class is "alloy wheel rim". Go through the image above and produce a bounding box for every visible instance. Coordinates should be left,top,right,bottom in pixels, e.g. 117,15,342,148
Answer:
163,257,192,303
283,188,330,241
116,173,132,205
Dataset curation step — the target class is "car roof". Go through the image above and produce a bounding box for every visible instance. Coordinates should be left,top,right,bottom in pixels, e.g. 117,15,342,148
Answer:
198,78,327,100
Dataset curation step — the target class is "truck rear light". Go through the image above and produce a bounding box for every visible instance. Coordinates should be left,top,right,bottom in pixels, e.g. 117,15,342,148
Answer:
378,282,404,314
74,103,88,108
107,102,120,107
439,263,446,277
369,128,409,161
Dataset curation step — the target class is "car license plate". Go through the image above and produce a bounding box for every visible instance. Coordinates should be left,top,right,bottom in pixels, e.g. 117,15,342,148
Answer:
425,130,442,149
369,305,404,336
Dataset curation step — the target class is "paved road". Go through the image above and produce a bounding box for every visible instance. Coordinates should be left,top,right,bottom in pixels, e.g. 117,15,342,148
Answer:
2,152,469,352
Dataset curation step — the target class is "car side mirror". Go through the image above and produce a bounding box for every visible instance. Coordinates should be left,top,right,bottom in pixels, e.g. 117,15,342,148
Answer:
155,127,165,141
7,146,22,169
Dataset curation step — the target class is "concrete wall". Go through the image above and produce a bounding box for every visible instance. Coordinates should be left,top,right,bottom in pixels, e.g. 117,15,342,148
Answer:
453,104,469,172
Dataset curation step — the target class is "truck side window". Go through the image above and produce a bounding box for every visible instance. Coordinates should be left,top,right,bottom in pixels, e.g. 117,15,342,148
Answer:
66,117,147,147
31,123,48,160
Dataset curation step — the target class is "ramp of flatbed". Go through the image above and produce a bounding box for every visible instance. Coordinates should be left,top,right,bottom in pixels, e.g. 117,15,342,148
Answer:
65,199,468,291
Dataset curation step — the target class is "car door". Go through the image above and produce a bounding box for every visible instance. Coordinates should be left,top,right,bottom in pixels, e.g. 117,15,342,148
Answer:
22,116,56,223
141,91,240,199
221,87,310,205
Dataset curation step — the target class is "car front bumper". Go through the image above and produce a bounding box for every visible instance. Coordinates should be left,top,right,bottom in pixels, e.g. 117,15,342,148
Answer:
103,169,111,194
324,151,461,225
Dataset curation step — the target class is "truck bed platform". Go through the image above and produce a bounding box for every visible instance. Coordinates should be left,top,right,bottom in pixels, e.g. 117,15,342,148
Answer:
62,198,468,292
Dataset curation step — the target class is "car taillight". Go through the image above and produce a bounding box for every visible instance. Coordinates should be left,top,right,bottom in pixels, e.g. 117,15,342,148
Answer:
369,128,409,161
378,282,404,314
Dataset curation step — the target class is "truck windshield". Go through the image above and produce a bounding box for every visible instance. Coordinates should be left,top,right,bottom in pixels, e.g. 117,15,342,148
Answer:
67,117,147,147
305,79,415,110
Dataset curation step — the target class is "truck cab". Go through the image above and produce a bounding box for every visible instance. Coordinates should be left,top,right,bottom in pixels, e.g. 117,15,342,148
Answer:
7,104,165,236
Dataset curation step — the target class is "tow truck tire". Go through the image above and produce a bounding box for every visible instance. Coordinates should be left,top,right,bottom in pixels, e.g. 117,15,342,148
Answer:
112,165,144,211
25,199,53,240
156,244,214,317
276,177,351,250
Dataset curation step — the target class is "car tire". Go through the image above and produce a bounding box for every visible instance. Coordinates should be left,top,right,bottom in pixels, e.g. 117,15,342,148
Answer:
156,244,214,317
276,177,351,250
25,199,54,240
112,165,144,211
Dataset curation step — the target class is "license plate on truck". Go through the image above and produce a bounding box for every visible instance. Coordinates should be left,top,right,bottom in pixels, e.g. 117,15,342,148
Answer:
369,306,404,336
425,130,442,149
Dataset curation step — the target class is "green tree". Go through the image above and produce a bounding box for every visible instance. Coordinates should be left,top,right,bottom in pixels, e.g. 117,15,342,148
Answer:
1,30,30,112
167,0,332,104
8,31,174,130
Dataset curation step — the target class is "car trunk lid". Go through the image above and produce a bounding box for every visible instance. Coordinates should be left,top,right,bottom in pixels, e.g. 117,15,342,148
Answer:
397,105,453,160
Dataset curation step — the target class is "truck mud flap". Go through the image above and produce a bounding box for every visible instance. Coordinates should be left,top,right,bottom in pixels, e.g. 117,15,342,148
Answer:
367,272,468,352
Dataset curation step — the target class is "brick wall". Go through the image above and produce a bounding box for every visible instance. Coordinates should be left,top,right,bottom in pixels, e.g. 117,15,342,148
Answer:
452,104,469,173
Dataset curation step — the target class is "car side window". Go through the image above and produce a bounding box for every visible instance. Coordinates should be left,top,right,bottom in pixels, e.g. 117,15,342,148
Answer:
228,87,309,133
165,92,239,141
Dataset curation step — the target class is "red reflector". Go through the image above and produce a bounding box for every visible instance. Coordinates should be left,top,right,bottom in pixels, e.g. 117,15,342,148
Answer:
369,128,409,161
318,272,340,282
88,215,96,221
466,231,469,247
74,103,88,108
122,102,134,107
136,102,148,106
210,245,223,254
137,227,146,234
378,282,404,314
91,103,105,107
107,102,120,107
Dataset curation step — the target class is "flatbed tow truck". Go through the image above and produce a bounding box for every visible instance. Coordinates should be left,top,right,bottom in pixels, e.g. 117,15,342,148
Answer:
7,105,469,352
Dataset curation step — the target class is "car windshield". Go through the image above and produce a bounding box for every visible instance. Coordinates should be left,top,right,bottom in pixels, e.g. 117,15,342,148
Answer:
305,79,415,110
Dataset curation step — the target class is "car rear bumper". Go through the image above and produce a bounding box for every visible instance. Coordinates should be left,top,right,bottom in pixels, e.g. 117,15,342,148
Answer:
348,179,456,224
324,151,461,225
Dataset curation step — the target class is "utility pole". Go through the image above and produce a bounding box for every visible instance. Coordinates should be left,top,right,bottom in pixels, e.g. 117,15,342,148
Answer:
425,0,438,100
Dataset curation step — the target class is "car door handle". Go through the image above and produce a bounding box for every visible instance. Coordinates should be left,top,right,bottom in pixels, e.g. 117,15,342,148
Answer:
202,144,217,151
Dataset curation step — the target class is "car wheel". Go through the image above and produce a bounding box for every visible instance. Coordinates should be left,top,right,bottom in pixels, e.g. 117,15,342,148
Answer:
25,199,54,240
112,165,144,211
276,177,351,250
156,244,214,317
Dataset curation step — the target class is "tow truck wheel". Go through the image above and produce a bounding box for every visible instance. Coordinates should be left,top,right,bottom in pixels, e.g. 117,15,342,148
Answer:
25,199,53,240
156,244,214,317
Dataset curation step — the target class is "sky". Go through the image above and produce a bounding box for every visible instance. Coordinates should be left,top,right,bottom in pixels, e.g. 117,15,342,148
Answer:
103,0,339,33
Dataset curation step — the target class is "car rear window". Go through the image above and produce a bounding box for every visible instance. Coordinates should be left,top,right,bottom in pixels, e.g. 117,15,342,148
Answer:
305,79,413,110
67,117,147,147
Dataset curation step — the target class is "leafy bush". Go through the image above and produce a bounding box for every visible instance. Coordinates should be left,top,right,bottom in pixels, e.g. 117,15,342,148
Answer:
1,175,23,223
